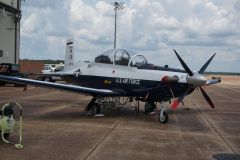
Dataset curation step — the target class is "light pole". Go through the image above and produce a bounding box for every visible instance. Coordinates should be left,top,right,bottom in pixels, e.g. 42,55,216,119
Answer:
112,2,124,49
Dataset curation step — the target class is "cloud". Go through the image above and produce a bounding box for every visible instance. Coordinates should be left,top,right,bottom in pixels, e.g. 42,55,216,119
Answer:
20,0,240,72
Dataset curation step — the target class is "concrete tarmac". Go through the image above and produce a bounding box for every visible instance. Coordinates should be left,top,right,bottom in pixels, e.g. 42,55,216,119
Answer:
0,76,239,160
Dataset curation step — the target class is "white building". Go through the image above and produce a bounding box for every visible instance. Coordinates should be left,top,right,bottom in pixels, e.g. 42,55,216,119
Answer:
0,0,21,64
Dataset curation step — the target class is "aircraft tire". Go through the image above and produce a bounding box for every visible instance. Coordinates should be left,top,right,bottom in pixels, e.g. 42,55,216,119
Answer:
0,81,6,86
90,103,101,116
144,102,156,114
43,77,53,82
158,111,168,124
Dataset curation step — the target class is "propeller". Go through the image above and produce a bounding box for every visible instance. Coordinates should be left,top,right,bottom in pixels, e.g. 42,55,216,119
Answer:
171,50,216,109
171,87,192,109
199,53,216,74
199,87,215,108
173,49,193,76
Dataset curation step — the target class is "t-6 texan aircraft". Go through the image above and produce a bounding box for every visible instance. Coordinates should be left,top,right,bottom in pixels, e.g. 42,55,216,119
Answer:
0,39,220,123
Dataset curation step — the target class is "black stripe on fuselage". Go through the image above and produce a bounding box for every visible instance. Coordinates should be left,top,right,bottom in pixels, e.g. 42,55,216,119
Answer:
62,75,189,101
137,64,186,73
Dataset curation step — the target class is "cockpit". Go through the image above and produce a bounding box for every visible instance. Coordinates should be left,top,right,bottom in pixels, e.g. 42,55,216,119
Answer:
95,48,148,67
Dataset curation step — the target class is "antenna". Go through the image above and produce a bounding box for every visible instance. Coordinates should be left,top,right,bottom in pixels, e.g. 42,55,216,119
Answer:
111,2,125,49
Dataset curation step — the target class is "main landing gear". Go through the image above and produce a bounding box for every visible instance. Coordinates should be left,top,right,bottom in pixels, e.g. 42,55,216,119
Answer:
144,102,156,114
85,97,137,117
86,97,169,124
85,97,103,117
144,102,169,124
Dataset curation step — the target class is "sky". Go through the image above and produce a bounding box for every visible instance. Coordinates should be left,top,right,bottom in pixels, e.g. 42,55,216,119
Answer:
20,0,240,72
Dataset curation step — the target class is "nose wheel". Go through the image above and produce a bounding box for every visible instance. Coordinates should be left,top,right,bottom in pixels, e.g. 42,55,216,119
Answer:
158,110,168,123
158,105,168,124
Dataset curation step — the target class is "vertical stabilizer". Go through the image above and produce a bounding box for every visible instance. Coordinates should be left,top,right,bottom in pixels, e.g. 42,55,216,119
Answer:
64,38,74,71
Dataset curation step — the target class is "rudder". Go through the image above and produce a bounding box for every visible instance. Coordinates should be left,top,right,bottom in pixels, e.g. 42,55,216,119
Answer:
64,38,74,72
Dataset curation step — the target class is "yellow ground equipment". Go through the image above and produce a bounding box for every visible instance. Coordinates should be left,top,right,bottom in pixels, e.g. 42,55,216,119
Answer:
0,102,23,149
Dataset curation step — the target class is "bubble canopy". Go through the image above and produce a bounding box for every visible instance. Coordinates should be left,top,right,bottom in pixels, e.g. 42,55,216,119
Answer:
94,48,148,67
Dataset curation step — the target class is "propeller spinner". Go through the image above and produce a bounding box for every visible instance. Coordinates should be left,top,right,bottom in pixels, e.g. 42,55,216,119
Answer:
171,50,216,109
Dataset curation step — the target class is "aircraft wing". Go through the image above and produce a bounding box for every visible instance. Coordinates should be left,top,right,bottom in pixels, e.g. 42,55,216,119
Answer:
30,71,73,77
0,75,118,96
204,78,221,86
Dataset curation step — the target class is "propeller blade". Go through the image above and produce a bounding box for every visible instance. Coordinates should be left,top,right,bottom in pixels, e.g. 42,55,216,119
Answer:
198,53,216,74
171,87,192,109
173,49,193,76
200,87,215,108
171,99,182,109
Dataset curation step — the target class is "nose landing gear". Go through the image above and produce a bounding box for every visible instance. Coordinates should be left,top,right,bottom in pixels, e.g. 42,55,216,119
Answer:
144,101,169,124
158,105,168,124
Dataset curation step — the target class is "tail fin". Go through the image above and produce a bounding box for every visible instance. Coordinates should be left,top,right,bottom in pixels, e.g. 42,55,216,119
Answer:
64,38,75,71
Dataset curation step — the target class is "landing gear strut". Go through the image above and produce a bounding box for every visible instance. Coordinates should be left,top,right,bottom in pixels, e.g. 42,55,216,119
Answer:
90,103,101,116
85,97,102,116
144,101,168,123
158,105,168,124
144,102,156,114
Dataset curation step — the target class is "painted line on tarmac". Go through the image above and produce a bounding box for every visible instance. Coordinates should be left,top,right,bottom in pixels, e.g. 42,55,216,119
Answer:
81,119,122,160
24,103,72,120
188,95,237,154
116,126,218,137
0,86,36,94
0,90,60,104
217,85,240,94
206,88,240,103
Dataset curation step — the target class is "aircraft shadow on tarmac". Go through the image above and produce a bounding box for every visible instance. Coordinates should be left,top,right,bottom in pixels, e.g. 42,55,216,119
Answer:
32,106,148,121
29,105,210,129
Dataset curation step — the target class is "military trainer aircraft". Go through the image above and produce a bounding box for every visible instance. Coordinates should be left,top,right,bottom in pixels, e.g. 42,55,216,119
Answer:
0,39,220,123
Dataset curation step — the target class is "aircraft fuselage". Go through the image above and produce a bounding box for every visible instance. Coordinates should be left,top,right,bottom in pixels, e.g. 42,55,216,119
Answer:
62,62,190,102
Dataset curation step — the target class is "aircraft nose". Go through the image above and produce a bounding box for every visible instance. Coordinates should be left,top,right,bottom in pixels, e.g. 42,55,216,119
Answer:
186,74,207,87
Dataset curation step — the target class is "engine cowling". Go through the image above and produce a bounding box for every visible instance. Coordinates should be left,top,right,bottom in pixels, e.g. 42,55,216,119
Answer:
186,71,207,87
162,75,179,83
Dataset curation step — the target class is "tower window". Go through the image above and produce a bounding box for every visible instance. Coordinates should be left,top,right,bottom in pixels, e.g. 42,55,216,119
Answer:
0,50,3,57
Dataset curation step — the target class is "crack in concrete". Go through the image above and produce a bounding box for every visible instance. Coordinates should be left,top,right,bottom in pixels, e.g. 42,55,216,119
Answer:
81,119,121,160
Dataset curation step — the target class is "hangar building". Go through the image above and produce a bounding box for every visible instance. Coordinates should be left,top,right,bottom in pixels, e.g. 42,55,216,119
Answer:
0,0,21,64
